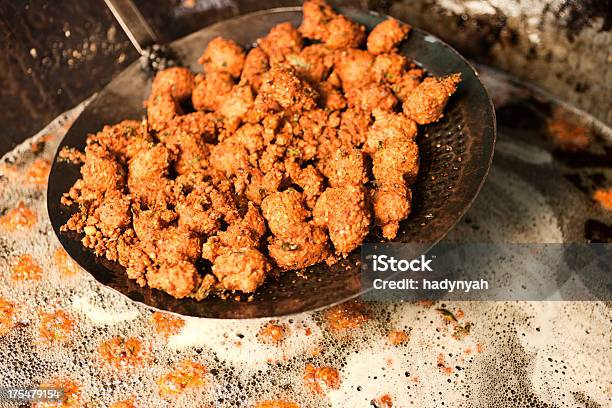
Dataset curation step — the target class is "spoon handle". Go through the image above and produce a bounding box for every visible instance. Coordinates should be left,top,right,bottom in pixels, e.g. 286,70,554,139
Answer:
104,0,158,55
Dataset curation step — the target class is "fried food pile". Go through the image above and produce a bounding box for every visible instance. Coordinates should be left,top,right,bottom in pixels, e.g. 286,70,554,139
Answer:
60,0,460,300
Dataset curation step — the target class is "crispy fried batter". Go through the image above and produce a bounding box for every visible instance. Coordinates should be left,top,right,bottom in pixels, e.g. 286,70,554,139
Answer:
198,37,245,78
258,22,304,64
192,72,234,112
241,47,270,91
313,186,371,255
403,73,461,124
151,67,195,101
367,18,410,54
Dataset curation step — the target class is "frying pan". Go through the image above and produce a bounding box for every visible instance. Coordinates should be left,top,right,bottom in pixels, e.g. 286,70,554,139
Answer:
47,2,496,318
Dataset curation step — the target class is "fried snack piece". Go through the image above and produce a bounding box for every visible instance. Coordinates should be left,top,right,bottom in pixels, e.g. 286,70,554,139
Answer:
287,44,334,83
262,190,330,269
198,36,245,78
162,111,219,143
345,82,397,114
258,321,288,344
255,401,300,408
163,131,210,175
156,359,207,398
321,147,367,187
218,84,254,126
261,189,309,237
338,107,370,147
96,190,131,237
151,67,195,101
241,47,270,91
372,182,411,239
87,120,151,163
258,66,319,111
212,248,270,293
317,80,347,111
128,144,174,206
325,14,366,49
147,92,182,131
365,109,417,154
267,224,329,270
147,260,201,299
285,161,325,209
372,52,408,83
192,72,234,112
209,139,251,176
202,203,266,261
81,144,125,193
313,185,371,255
372,138,419,186
334,49,374,91
403,73,461,124
258,22,303,64
299,0,337,41
367,18,410,54
303,364,341,394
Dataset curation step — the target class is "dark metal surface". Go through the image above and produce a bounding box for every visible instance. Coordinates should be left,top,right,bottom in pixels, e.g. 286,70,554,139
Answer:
47,7,496,318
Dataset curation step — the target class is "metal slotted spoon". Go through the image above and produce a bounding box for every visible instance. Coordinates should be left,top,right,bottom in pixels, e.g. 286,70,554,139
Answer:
47,2,496,319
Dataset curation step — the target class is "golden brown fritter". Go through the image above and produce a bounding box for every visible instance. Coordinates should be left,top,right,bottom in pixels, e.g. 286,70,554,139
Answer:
391,68,424,102
299,0,337,42
151,67,195,101
128,144,174,206
258,22,304,64
372,138,419,186
334,49,374,91
325,15,366,50
147,261,201,299
212,249,270,293
285,161,325,209
372,183,411,239
163,129,210,175
321,147,367,187
60,0,460,300
317,81,347,111
338,107,370,147
175,190,220,236
241,47,270,91
156,226,202,264
217,84,254,127
96,190,131,238
261,189,309,238
147,92,182,131
367,18,410,54
87,120,151,163
313,185,371,255
198,36,245,78
267,224,330,270
287,44,334,83
258,65,319,111
372,52,408,83
364,109,417,154
80,144,126,193
403,73,461,124
345,82,397,114
161,111,220,143
209,139,251,176
191,72,234,112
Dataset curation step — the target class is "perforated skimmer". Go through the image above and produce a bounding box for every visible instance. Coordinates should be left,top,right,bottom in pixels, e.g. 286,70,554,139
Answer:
46,6,496,318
